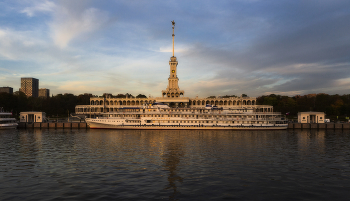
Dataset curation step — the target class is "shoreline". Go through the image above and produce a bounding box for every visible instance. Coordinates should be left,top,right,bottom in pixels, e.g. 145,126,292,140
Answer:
16,122,350,130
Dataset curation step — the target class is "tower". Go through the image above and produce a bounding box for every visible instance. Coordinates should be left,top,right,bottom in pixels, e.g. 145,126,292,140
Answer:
19,77,39,97
162,21,185,98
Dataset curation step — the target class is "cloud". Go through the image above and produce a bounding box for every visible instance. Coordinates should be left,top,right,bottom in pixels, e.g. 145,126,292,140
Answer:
1,0,350,97
50,4,111,48
0,28,46,61
20,0,55,17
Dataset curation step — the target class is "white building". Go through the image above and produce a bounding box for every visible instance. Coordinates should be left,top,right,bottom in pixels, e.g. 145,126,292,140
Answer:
75,22,274,116
20,112,46,123
298,112,325,123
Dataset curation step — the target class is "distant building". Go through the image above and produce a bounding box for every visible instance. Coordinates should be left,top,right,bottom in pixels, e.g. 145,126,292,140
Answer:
298,112,325,123
19,78,39,97
0,87,13,94
39,88,50,98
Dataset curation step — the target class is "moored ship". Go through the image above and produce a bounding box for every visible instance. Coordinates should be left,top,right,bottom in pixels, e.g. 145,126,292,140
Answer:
0,107,18,129
86,105,287,130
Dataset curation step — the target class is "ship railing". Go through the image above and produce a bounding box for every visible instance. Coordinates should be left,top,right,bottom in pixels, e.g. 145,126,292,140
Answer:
77,110,285,116
208,117,285,121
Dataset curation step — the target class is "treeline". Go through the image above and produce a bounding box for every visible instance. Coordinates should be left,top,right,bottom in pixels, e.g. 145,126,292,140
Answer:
1,92,349,120
257,94,350,120
0,92,91,117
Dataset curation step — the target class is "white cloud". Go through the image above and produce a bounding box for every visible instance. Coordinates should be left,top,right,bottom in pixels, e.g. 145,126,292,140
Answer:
0,28,49,61
50,6,110,48
20,0,55,17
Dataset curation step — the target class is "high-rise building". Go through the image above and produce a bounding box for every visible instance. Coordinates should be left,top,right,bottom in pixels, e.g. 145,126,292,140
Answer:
0,87,13,94
19,78,39,97
39,88,50,98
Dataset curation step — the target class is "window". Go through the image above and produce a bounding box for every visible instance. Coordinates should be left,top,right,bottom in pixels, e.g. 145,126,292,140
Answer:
320,117,323,119
303,117,305,119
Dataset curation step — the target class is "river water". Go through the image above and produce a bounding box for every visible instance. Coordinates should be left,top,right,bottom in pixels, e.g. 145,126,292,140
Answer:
0,129,349,200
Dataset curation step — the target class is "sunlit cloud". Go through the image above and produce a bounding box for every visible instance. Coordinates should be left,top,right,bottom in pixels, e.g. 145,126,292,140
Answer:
50,6,110,48
0,0,349,97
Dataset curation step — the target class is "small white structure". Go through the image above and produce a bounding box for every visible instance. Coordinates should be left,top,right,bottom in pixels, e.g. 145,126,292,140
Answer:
20,112,46,123
298,112,325,123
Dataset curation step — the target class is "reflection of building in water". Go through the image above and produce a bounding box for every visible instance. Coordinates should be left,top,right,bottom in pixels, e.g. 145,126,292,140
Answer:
298,130,325,154
162,132,184,200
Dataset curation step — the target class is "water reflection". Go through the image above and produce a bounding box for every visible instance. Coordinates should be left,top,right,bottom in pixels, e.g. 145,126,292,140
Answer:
297,130,326,154
1,129,349,200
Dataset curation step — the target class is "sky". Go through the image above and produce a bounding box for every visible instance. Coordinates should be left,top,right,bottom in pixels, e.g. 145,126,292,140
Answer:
0,0,349,98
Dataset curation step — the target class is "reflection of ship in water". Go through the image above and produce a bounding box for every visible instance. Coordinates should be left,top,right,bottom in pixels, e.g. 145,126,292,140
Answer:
162,132,184,200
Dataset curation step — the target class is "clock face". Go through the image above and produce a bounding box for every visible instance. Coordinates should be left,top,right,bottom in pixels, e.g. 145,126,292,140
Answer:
172,70,175,73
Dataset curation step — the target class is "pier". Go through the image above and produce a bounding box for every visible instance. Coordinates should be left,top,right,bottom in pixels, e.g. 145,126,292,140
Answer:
288,123,350,130
18,122,87,129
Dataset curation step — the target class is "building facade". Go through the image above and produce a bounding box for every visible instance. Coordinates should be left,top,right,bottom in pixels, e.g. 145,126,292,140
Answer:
298,112,325,123
19,78,39,97
39,88,50,98
75,22,273,116
0,87,13,94
20,111,46,123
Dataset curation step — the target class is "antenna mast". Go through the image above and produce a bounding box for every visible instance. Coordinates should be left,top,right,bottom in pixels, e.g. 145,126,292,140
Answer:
172,20,175,57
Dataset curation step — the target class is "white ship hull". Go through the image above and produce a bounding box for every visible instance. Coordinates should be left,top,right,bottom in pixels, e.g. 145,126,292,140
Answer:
88,123,287,130
86,115,287,130
0,123,18,129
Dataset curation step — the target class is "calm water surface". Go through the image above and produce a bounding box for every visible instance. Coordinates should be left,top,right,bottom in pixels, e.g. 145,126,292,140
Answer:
0,129,350,200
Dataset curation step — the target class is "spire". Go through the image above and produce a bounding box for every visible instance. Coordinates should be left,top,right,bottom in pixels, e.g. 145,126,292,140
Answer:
172,20,175,57
161,20,184,98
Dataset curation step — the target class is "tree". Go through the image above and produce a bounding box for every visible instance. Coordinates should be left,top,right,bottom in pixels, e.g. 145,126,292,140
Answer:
136,94,147,98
